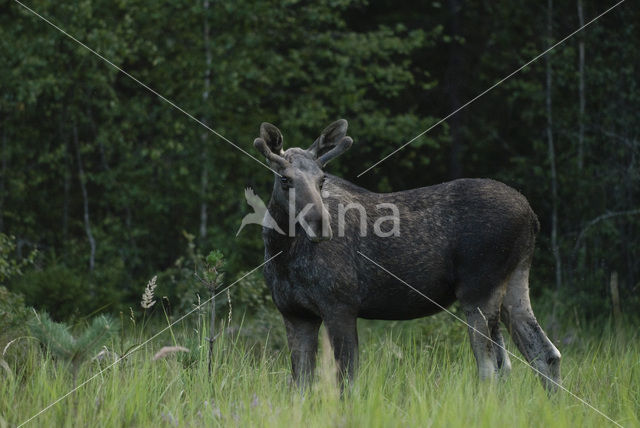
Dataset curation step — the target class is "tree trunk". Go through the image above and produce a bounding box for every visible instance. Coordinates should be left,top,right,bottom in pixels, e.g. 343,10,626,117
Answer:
610,271,621,326
199,0,212,240
446,0,464,179
86,105,138,259
577,0,585,170
60,114,71,241
546,0,562,290
73,122,96,271
0,126,6,233
63,155,71,241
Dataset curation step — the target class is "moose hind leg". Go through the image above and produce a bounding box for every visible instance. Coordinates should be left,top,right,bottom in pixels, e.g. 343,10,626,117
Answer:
283,315,321,388
491,323,512,376
458,279,508,382
502,261,561,391
462,303,499,381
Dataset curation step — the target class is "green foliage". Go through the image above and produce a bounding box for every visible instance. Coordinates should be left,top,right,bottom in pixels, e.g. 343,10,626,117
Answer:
201,250,225,290
1,0,441,307
157,232,226,314
0,286,32,367
205,250,224,267
0,286,30,335
233,270,271,313
0,234,36,284
10,261,127,320
29,312,118,368
12,265,86,320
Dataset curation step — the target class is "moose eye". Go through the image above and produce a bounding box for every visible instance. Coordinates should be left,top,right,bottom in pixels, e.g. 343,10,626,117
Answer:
280,176,291,187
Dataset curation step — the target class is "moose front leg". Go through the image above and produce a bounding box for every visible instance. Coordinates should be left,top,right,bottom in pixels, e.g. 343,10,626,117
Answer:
283,315,321,388
323,313,359,390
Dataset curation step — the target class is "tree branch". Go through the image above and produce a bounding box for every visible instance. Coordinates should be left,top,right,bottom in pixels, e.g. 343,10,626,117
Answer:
572,209,640,258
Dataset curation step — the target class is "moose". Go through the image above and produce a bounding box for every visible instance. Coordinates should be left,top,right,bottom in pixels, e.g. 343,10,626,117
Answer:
253,119,561,391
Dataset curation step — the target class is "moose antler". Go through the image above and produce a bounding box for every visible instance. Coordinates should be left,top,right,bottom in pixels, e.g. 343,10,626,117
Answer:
317,136,353,167
254,138,290,169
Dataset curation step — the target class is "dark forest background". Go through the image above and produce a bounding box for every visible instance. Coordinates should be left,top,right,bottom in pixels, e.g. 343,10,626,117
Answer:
1,0,638,323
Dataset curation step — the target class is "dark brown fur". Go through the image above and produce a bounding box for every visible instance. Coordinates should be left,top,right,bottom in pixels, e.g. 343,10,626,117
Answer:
255,120,561,391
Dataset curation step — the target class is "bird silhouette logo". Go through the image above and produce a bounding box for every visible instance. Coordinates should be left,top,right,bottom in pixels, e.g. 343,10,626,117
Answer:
236,187,285,236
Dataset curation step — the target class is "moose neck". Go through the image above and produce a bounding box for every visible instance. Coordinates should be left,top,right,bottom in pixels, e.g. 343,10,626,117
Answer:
263,186,295,255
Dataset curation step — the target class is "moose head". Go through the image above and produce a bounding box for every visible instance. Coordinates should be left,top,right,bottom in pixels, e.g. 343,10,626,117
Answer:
254,119,353,242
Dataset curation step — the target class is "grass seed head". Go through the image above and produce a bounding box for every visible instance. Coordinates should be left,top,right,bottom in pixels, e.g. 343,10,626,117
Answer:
141,275,158,309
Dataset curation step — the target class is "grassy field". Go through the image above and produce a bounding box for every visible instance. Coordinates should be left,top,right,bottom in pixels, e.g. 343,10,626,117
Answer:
1,310,638,427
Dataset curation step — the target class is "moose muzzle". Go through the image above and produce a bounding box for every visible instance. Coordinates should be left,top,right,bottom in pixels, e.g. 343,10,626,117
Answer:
299,206,332,242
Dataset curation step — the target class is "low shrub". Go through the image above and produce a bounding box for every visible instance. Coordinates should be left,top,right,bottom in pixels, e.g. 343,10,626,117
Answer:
9,261,127,321
0,286,34,370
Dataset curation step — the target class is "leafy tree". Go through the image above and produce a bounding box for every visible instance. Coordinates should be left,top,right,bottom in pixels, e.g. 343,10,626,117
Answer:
0,234,36,283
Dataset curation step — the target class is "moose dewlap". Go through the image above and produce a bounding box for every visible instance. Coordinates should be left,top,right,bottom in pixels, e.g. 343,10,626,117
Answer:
254,119,561,392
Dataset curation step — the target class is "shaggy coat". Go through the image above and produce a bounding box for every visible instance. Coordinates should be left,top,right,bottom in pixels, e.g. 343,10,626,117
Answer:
254,120,561,391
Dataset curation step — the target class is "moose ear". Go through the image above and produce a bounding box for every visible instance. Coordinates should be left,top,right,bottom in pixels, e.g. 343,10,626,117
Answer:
259,122,284,155
321,119,348,146
255,123,290,169
308,119,348,157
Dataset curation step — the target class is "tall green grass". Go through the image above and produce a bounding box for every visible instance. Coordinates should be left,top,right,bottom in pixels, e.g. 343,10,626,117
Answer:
1,313,638,427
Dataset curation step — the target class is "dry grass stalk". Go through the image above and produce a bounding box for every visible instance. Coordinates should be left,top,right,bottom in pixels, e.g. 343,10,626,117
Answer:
153,346,189,361
316,326,339,399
